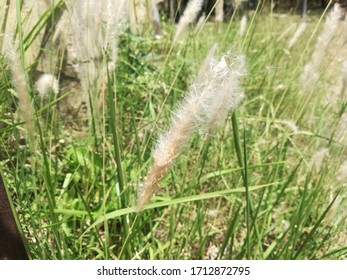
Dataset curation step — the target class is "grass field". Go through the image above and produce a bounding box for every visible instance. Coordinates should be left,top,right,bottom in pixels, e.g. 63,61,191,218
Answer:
0,3,346,260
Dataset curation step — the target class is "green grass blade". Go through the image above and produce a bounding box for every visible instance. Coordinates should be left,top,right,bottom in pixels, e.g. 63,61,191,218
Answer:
81,183,276,238
106,69,130,259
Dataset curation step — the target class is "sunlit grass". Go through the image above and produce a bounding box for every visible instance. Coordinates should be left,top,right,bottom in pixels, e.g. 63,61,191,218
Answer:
0,4,346,260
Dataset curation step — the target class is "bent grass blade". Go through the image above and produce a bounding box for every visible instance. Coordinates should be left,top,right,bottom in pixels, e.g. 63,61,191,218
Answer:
68,182,278,238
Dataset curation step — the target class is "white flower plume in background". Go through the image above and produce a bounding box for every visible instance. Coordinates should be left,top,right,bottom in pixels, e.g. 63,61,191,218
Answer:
136,50,247,210
66,0,127,118
174,0,204,43
215,0,224,23
35,73,59,100
4,33,35,145
239,15,248,37
276,23,296,42
310,148,329,173
337,160,347,182
300,3,342,94
195,13,206,34
288,21,307,49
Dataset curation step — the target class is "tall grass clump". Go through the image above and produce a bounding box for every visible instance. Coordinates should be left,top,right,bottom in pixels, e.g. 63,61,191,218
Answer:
137,51,247,210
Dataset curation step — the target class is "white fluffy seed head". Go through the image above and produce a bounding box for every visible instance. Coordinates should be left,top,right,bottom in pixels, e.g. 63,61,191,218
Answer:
240,15,248,37
300,3,343,94
195,13,206,33
153,51,247,167
174,0,204,43
137,50,247,210
310,148,329,173
200,52,247,129
4,33,36,144
288,22,307,49
66,0,126,111
35,73,59,100
215,0,224,23
300,63,319,94
337,160,347,182
276,119,299,133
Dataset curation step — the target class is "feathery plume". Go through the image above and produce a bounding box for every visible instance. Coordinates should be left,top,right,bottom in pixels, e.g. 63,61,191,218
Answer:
66,0,127,118
0,0,10,51
199,53,246,129
4,34,35,144
288,22,307,49
136,51,247,210
103,0,127,70
195,44,218,84
301,4,343,94
300,64,319,94
276,23,296,42
321,59,347,108
310,148,329,173
69,0,126,69
152,0,162,39
276,119,299,133
335,112,347,141
215,0,224,23
195,13,206,34
239,15,248,37
173,0,203,43
35,73,59,100
337,160,347,182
